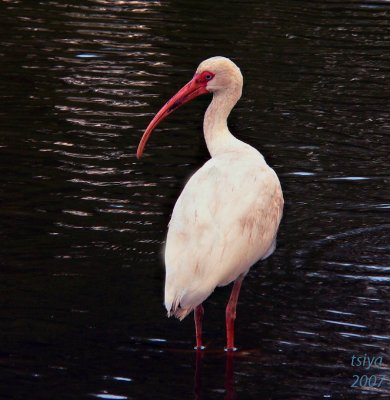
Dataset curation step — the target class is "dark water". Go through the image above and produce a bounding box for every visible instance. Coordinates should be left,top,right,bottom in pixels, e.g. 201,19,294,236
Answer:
1,0,389,399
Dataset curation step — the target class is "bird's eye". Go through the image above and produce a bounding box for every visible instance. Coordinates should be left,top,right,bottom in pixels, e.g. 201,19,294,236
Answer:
198,71,214,83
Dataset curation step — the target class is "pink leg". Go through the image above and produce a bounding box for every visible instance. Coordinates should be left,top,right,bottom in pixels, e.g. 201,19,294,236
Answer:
194,304,205,350
225,274,245,351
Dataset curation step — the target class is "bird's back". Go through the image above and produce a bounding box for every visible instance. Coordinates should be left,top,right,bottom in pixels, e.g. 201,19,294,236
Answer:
164,148,283,319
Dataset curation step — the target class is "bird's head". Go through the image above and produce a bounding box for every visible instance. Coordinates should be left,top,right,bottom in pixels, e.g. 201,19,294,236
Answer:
195,56,243,95
136,56,242,159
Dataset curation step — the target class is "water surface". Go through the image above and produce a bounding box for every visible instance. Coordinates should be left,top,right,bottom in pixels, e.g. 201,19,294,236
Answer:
1,1,389,399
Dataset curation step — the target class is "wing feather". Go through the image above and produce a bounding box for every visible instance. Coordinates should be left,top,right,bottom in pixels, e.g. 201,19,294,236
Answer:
164,153,283,318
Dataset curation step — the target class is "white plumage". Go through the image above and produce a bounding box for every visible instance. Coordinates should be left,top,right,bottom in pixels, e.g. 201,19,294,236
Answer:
137,56,283,350
165,145,283,319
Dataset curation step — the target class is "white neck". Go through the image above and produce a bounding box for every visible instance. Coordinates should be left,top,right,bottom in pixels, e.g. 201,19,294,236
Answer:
203,89,241,157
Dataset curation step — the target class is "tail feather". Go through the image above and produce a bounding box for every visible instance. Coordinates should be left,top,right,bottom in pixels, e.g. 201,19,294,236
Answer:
169,306,192,321
165,281,216,321
166,293,192,321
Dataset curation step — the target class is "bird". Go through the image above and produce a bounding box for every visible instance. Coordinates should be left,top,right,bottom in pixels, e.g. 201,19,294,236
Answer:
136,56,283,351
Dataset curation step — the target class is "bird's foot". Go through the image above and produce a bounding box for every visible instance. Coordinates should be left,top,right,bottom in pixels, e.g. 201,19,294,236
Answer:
194,345,206,351
224,346,238,352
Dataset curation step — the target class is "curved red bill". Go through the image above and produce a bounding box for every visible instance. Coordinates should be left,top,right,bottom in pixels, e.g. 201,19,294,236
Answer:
136,75,209,159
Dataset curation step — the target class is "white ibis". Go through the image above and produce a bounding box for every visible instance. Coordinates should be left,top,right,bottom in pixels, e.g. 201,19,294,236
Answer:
137,57,283,351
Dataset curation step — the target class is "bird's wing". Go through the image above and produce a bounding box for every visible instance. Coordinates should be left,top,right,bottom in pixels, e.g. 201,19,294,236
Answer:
164,155,283,318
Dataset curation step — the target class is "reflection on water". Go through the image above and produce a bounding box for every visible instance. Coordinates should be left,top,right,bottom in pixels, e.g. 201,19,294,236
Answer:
0,0,389,399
